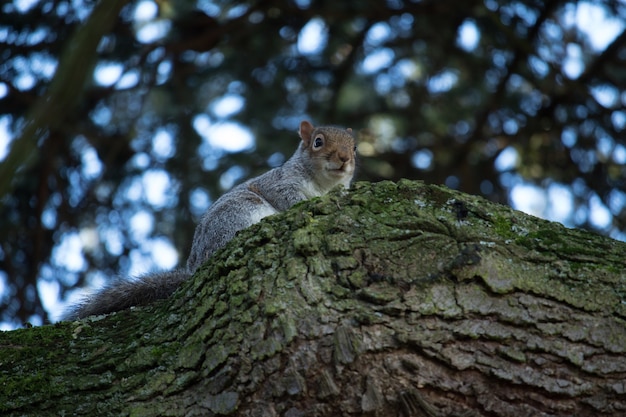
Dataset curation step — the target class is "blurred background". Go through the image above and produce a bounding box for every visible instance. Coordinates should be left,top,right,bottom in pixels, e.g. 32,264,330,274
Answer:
0,0,624,329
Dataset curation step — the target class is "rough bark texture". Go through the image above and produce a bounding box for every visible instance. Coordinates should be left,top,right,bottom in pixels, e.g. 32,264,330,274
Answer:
1,180,625,417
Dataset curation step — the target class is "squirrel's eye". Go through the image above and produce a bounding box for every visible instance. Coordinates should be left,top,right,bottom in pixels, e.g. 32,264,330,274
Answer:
313,136,324,149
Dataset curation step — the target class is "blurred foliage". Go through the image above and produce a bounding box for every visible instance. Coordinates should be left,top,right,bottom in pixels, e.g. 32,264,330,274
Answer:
0,0,624,327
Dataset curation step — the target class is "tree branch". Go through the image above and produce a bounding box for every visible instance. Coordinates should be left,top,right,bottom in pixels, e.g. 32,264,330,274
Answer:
0,0,130,200
1,181,625,416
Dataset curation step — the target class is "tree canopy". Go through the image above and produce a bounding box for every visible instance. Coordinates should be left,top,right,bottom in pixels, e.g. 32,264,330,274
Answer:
0,0,625,327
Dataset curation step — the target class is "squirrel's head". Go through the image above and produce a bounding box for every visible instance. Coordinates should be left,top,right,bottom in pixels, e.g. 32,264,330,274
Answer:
298,120,356,190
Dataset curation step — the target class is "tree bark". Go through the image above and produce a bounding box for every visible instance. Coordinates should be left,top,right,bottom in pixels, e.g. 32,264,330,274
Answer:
2,180,625,416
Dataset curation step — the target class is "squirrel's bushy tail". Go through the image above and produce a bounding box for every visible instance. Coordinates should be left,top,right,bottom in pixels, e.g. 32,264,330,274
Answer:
63,269,191,320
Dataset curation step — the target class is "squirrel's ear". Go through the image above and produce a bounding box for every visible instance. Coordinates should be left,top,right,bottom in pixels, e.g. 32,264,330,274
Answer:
299,120,315,146
346,128,352,133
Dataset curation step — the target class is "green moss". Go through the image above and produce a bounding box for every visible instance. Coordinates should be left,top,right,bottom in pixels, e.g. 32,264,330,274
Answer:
285,258,308,280
264,300,286,316
228,294,248,308
214,300,229,316
493,215,516,239
347,270,367,288
0,324,78,410
293,226,323,255
227,272,249,294
176,340,206,369
324,234,353,254
238,304,259,324
308,256,333,277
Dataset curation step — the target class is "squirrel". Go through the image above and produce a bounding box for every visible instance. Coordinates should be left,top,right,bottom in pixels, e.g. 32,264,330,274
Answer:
63,120,356,320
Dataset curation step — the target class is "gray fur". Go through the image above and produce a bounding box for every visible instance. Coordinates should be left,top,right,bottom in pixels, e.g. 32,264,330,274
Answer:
63,121,356,320
187,123,356,270
63,269,190,320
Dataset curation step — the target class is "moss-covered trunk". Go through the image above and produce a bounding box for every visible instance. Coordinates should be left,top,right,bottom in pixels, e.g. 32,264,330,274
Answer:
2,180,625,416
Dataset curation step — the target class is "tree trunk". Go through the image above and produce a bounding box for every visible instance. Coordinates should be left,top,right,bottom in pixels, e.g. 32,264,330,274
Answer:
2,180,625,416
